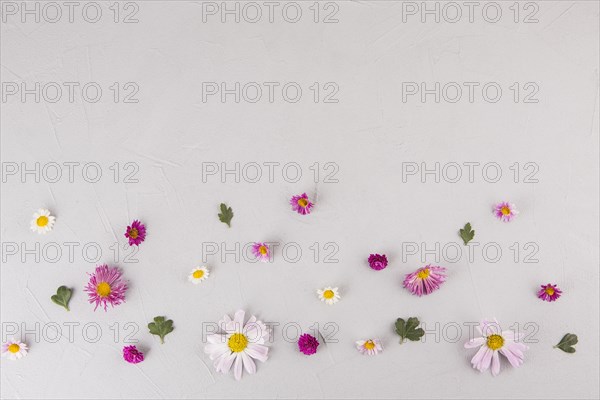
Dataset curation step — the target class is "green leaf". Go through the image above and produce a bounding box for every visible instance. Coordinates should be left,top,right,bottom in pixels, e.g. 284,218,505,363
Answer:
395,317,425,344
218,203,233,227
459,223,475,245
554,333,578,353
148,316,174,344
51,286,72,311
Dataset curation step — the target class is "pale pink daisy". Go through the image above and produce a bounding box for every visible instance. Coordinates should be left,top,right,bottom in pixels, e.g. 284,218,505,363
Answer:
356,339,383,356
203,310,270,381
290,193,313,215
2,338,28,360
84,264,128,311
403,265,446,296
251,242,270,262
464,319,528,376
493,201,519,222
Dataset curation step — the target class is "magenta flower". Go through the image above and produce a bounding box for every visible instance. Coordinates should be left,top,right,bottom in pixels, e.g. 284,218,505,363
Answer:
125,220,146,246
537,283,562,302
403,265,446,296
84,265,128,311
368,254,388,271
493,202,518,222
123,345,144,364
298,333,319,355
290,193,313,215
251,242,270,262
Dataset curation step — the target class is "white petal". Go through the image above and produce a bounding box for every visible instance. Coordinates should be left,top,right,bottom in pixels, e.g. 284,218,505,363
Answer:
233,353,243,380
241,352,256,374
246,343,269,362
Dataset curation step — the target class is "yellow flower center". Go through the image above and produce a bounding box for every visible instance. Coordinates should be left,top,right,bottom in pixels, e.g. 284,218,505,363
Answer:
417,268,430,279
128,228,139,239
501,206,511,215
297,198,308,207
7,344,20,353
96,282,111,297
259,245,268,255
36,216,48,227
486,334,504,350
323,289,335,299
364,340,375,350
545,287,555,296
193,270,204,279
228,333,248,353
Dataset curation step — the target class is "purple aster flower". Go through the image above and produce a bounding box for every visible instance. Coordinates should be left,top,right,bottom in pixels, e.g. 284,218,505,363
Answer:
251,242,270,262
298,333,319,355
368,254,388,271
537,283,562,302
125,220,146,246
493,202,518,222
123,345,144,364
84,265,128,311
290,193,313,215
403,265,446,296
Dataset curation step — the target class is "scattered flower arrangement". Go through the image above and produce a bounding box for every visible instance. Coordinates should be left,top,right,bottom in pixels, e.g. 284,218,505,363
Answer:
317,286,341,305
298,333,319,355
30,208,55,234
9,198,574,384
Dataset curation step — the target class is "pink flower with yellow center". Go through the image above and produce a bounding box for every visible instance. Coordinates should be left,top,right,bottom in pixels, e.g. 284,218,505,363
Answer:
251,242,270,262
403,265,446,296
1,338,28,360
125,220,146,246
356,339,383,356
493,201,518,222
537,283,562,302
290,193,313,215
84,265,128,311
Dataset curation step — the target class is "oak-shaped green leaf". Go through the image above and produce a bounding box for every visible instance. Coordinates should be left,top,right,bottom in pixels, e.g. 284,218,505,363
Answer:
148,316,174,344
51,286,72,311
459,223,475,245
218,203,233,227
395,317,425,344
554,333,578,353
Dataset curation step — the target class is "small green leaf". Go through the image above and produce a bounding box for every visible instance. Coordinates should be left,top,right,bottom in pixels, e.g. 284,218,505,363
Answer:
395,317,425,344
51,286,72,311
459,223,475,245
148,316,174,344
218,203,234,228
554,333,578,353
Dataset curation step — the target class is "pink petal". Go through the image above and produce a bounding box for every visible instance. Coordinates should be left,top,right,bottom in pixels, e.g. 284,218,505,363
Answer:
234,353,243,380
464,337,485,349
241,352,256,374
246,343,269,362
491,351,501,376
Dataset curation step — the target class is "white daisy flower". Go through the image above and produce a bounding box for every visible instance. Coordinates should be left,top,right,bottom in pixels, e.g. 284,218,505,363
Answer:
2,338,28,360
30,208,55,234
356,339,383,356
317,286,340,305
203,310,270,380
188,266,210,284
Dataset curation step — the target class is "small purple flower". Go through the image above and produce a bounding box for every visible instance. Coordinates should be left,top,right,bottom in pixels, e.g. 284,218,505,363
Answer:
125,220,146,246
298,333,319,355
123,345,144,364
251,242,270,262
537,284,562,302
368,254,388,271
290,193,314,215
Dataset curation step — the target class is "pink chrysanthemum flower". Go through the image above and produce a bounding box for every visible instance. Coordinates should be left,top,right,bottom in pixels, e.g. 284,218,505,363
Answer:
84,265,128,311
123,345,144,364
251,242,270,262
290,193,313,215
537,283,562,302
368,254,388,271
298,333,319,355
125,220,146,246
493,202,519,222
403,265,446,296
464,319,528,376
356,339,383,356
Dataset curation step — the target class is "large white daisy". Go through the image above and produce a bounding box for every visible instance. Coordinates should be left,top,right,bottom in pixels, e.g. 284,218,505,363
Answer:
30,208,55,234
203,310,270,380
2,338,28,360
